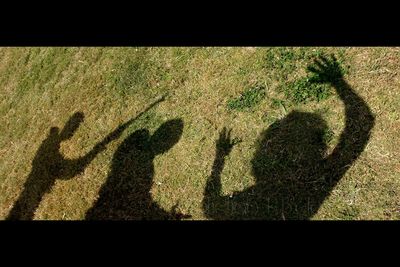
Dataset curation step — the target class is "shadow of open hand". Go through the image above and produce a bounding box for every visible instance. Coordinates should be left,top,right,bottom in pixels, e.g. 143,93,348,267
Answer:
216,127,241,157
307,54,344,84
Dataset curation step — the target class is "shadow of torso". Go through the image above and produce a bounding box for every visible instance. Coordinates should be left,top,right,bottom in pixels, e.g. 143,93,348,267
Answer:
7,130,74,220
204,112,338,220
85,129,172,220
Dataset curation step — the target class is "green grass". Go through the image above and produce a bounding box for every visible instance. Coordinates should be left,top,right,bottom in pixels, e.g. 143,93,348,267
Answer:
283,77,331,104
227,84,266,111
264,49,350,104
0,47,399,220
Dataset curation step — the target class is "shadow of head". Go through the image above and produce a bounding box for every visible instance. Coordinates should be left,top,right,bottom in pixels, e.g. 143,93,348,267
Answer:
58,112,85,141
116,118,184,159
251,111,328,181
150,119,184,156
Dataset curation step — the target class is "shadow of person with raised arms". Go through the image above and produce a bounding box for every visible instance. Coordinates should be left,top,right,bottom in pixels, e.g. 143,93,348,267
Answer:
7,96,165,220
85,118,190,220
203,55,375,220
6,112,130,220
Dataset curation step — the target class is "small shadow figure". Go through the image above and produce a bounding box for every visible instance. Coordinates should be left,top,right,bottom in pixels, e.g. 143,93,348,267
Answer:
7,112,136,220
85,119,189,220
203,55,375,220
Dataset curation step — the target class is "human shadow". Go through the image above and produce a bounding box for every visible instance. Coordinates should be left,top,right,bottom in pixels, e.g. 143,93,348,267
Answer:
6,112,131,220
203,55,375,220
7,97,165,220
85,119,189,220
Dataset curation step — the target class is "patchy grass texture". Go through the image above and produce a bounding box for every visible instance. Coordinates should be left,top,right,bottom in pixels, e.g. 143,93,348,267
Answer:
0,47,399,220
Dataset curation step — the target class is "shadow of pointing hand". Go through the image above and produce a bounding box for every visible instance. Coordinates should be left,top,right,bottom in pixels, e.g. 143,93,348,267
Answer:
307,54,344,84
93,94,168,152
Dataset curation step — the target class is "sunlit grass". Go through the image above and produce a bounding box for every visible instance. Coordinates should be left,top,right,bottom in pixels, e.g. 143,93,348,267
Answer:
0,47,399,220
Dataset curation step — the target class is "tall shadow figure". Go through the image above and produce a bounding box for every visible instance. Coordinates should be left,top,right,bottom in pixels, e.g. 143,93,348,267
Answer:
203,55,375,220
7,110,151,220
85,119,188,220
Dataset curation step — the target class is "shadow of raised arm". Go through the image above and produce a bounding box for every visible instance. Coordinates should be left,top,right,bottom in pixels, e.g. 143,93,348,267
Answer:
308,55,375,185
203,127,240,219
65,94,168,178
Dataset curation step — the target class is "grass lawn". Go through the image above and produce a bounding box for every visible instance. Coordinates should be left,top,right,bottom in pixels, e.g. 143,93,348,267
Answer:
0,47,399,220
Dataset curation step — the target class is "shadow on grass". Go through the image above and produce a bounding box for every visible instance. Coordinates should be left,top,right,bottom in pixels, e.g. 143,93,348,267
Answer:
85,119,189,220
203,55,375,220
7,97,166,220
